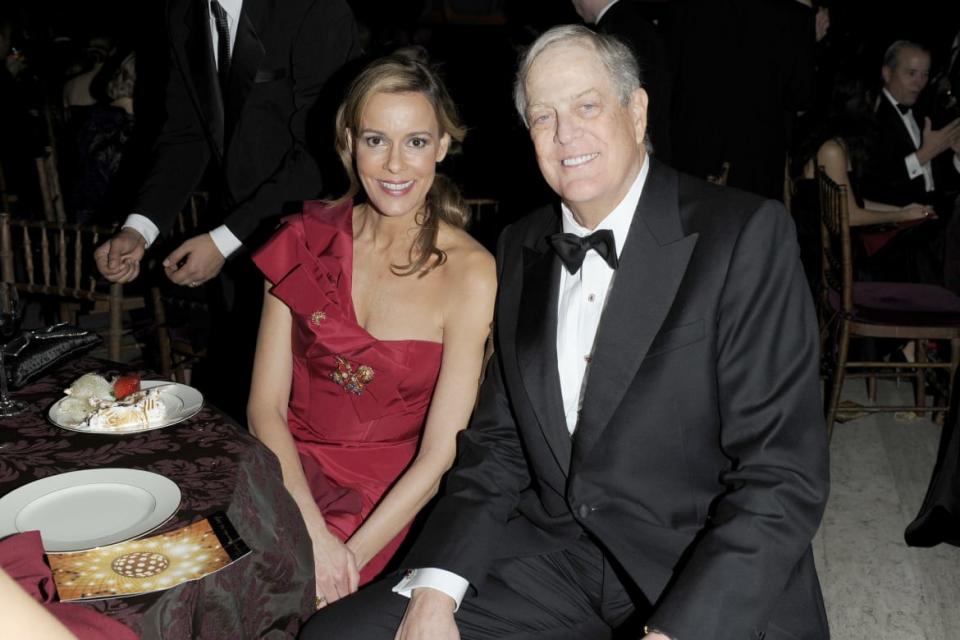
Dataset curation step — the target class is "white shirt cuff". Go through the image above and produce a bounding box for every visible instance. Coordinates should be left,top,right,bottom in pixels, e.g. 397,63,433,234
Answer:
123,214,160,248
392,568,470,611
208,224,242,258
953,151,960,175
904,152,924,179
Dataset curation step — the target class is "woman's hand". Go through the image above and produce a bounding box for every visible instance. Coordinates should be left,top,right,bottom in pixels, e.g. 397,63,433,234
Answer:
901,203,935,222
305,517,359,608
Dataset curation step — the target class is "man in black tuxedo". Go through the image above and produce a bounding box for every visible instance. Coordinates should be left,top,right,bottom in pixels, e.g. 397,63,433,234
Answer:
302,25,829,640
861,40,960,209
860,41,960,285
571,0,672,164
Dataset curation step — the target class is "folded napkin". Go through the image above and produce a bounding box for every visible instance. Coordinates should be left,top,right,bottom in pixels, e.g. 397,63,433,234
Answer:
860,217,929,257
0,530,139,640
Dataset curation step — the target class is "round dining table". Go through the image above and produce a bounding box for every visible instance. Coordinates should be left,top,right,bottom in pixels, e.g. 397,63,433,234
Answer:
0,356,315,639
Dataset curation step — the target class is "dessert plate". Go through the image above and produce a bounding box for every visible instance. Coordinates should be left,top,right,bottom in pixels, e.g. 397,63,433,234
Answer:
49,381,203,434
0,468,181,552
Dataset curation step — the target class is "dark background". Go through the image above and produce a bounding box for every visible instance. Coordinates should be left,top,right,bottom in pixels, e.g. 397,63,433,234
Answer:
3,0,959,243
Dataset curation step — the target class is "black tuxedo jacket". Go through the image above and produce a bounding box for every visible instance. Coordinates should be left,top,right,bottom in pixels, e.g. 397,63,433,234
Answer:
406,160,830,640
862,96,952,207
134,0,358,243
596,0,672,164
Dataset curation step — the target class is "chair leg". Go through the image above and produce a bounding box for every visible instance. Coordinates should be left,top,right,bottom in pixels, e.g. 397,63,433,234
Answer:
59,301,78,326
949,338,960,415
826,320,851,441
867,375,877,402
916,339,927,418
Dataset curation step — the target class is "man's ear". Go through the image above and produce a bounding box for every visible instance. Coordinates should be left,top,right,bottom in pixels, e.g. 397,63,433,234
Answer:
629,87,648,144
881,65,892,86
436,132,451,163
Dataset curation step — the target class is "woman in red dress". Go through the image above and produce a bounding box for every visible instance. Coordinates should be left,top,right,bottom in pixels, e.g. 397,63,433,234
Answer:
248,54,496,608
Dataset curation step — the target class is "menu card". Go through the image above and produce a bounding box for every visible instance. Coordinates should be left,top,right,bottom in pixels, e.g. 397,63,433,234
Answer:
48,512,250,601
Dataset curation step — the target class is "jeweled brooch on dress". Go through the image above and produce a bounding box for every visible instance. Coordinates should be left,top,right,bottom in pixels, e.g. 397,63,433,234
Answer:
310,310,327,326
330,356,375,395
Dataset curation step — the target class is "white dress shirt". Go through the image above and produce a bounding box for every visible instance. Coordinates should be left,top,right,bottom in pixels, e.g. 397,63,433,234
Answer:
122,0,244,258
393,158,650,607
883,88,935,192
556,160,647,433
209,0,241,68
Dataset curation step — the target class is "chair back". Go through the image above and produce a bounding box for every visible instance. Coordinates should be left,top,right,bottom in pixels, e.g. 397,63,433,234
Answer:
816,166,853,315
464,198,498,226
0,213,113,301
35,146,67,223
0,213,140,360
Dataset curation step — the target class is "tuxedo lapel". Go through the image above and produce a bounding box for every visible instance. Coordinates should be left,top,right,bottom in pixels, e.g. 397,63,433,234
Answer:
878,98,919,151
516,212,572,475
224,0,267,145
572,161,698,468
173,0,225,155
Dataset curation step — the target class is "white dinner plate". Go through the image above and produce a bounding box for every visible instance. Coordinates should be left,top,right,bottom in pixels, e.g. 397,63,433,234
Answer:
0,468,181,552
48,381,204,435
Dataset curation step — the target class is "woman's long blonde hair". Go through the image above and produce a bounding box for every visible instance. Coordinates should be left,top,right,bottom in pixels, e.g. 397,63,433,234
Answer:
333,53,468,276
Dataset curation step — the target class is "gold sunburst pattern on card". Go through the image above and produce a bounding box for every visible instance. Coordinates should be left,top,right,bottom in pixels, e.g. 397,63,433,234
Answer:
49,517,238,601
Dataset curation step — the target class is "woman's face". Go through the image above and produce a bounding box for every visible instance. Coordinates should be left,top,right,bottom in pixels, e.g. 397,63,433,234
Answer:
352,91,450,220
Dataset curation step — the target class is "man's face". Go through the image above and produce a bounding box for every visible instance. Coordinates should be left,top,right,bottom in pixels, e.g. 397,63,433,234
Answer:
882,47,931,107
524,41,647,225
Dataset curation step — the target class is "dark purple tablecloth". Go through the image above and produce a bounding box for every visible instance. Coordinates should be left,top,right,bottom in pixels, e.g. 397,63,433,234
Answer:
0,357,315,639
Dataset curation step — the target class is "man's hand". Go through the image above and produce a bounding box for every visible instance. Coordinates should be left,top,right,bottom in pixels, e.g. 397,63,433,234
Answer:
917,117,960,165
395,588,459,640
643,633,671,640
94,228,147,283
162,233,226,287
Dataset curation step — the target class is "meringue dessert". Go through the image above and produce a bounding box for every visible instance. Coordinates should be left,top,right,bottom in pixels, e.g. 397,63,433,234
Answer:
59,373,168,430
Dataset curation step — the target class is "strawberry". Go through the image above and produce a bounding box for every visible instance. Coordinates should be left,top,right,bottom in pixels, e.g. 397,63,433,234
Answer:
113,375,141,400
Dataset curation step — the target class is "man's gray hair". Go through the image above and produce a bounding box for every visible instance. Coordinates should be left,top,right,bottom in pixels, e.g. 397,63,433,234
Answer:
882,40,928,70
513,24,642,127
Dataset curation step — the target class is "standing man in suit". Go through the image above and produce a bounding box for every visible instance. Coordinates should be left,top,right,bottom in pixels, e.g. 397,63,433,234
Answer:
303,25,829,640
93,0,358,417
95,0,359,286
571,0,672,164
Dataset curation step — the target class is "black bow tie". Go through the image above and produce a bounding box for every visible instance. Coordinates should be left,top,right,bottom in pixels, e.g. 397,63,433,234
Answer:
548,230,619,274
896,102,911,115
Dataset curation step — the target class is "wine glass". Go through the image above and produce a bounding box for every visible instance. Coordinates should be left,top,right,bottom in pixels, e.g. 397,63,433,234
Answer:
0,282,27,416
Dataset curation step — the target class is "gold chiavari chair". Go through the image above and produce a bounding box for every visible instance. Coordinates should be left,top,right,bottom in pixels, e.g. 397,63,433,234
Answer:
0,213,145,361
817,166,960,438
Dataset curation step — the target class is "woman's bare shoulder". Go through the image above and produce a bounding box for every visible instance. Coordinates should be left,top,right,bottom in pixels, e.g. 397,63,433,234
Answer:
816,138,846,164
436,225,496,297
